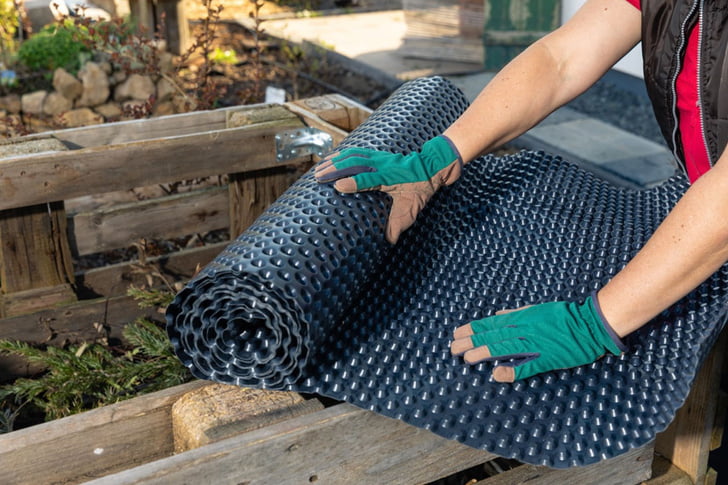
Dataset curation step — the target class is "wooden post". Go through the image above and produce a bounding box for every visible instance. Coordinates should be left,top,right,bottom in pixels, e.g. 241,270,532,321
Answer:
655,330,728,485
226,105,312,239
0,203,76,317
228,168,300,239
0,137,77,317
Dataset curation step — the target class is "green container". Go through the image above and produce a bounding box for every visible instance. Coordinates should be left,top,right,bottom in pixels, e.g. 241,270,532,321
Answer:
482,0,561,70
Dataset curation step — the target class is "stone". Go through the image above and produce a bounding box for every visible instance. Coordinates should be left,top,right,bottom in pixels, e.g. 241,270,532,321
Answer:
76,62,110,108
114,74,156,102
25,115,55,133
59,108,104,128
156,77,176,103
53,68,83,101
173,95,196,113
158,52,175,74
94,102,122,120
21,91,47,114
99,61,112,75
111,70,127,85
43,92,73,116
152,101,175,117
0,94,21,113
2,114,22,136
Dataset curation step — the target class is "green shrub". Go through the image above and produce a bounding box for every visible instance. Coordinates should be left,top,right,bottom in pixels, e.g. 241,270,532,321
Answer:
16,22,92,73
0,0,18,66
208,47,239,65
0,312,191,432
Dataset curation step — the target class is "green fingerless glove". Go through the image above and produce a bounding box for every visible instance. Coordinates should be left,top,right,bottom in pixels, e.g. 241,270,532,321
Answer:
469,294,626,381
314,136,462,244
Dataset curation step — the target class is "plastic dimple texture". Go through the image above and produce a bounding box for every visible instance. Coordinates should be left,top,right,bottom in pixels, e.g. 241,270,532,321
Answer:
166,77,728,468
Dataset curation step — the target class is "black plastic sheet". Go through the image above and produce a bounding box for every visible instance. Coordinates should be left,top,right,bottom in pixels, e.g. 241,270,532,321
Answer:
166,77,728,468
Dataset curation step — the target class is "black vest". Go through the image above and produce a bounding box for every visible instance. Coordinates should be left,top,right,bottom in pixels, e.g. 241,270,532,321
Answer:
641,0,728,172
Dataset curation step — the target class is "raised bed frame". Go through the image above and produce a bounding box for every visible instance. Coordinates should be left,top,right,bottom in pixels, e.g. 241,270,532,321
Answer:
0,95,361,373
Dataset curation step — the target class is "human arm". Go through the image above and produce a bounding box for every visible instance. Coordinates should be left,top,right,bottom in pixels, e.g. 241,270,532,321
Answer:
452,145,728,382
444,0,642,160
316,0,642,243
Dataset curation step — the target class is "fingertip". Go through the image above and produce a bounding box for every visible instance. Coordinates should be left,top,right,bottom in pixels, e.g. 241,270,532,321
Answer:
450,338,473,356
492,366,516,383
333,178,358,193
314,164,337,183
463,346,492,364
315,159,334,171
385,225,400,245
321,151,340,163
453,323,473,339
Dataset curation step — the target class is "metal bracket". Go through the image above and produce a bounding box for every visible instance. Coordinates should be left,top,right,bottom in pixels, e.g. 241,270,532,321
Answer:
275,128,333,162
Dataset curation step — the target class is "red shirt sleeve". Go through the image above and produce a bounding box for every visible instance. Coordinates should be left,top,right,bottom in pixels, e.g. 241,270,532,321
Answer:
625,0,640,9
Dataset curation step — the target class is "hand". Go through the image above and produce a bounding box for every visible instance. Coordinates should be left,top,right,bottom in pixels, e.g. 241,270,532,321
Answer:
314,136,462,244
450,294,626,382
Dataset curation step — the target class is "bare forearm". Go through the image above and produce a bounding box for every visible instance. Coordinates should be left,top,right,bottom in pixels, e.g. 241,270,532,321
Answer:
598,156,728,336
443,42,567,161
443,0,641,163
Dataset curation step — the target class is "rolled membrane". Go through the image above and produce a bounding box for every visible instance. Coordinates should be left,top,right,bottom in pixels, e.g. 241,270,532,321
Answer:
167,77,469,389
167,76,728,468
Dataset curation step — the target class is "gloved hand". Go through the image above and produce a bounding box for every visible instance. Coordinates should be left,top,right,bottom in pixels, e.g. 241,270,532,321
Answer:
314,135,462,244
450,293,626,382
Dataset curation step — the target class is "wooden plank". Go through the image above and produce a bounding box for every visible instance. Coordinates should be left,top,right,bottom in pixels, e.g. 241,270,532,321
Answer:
1,284,78,318
285,102,350,147
655,331,728,484
711,390,728,451
77,242,227,298
0,119,309,212
0,293,160,346
20,104,274,148
473,444,654,485
287,94,373,148
324,94,374,131
401,37,485,64
70,187,229,256
85,403,497,485
229,167,301,239
0,201,76,316
0,292,159,383
0,381,208,485
645,454,693,485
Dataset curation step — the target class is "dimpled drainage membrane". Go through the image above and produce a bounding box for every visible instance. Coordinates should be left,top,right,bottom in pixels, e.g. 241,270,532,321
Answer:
166,77,728,468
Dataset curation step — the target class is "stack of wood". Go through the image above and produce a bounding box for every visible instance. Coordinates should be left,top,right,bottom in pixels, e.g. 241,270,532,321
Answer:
400,0,485,68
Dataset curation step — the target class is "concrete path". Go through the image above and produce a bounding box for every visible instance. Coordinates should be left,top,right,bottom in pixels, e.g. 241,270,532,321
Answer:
259,10,482,81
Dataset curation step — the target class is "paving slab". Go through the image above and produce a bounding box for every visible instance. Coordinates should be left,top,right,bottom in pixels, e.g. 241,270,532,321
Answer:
515,118,675,188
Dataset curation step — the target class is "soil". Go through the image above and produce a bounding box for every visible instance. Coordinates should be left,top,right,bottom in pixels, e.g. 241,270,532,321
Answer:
176,0,398,109
186,19,393,110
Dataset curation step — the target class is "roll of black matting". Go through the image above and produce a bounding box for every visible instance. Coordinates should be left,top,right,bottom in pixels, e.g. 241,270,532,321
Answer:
166,77,728,468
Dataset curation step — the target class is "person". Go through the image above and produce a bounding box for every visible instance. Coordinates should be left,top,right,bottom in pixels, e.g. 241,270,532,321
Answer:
315,0,728,383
